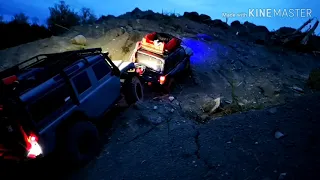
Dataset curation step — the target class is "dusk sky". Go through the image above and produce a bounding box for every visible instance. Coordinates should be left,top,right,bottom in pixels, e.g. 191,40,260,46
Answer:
0,0,319,33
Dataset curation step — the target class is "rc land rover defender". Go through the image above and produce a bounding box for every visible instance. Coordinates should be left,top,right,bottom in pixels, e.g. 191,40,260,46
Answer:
0,48,143,166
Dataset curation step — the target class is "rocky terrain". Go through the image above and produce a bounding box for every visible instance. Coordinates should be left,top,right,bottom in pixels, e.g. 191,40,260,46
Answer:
0,8,320,180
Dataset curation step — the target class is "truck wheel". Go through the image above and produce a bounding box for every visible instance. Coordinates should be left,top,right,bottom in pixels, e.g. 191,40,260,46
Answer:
65,121,100,167
163,77,176,94
124,76,143,105
184,58,191,74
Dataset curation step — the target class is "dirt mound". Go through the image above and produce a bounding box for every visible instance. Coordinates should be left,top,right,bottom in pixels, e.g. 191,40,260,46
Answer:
0,9,319,119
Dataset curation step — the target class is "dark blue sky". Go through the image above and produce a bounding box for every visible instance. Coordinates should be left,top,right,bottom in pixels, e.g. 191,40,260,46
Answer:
0,0,319,33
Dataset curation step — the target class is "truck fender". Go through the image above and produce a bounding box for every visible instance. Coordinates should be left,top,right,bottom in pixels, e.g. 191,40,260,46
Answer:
55,111,90,145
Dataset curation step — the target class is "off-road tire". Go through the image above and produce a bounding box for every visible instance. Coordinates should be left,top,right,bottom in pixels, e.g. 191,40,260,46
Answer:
184,58,191,74
124,76,143,105
163,77,176,94
65,121,100,167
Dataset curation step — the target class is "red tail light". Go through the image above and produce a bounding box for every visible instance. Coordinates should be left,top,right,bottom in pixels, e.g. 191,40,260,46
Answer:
19,126,43,158
136,67,144,75
2,75,18,85
159,76,166,85
26,134,42,159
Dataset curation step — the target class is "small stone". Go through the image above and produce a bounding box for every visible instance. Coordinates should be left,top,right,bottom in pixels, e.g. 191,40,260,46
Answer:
224,100,232,104
255,142,259,145
200,114,209,122
153,106,158,110
238,102,245,106
192,161,196,163
278,173,287,180
268,108,277,114
292,86,304,93
153,97,160,101
275,131,285,139
226,141,232,144
170,109,175,113
169,96,175,101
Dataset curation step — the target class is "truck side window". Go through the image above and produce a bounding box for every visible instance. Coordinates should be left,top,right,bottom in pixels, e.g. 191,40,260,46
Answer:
29,83,70,122
72,71,91,94
92,60,111,80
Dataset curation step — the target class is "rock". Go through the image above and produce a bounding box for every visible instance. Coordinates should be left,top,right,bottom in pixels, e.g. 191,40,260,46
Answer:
201,97,220,113
70,35,87,45
170,109,175,113
153,97,160,101
275,131,285,139
199,114,209,122
199,14,211,22
168,96,175,101
253,25,269,33
153,106,158,110
232,61,243,71
183,12,200,22
268,108,277,114
308,68,320,90
210,19,229,29
291,86,304,93
258,82,278,97
278,173,287,180
231,20,241,27
149,117,164,125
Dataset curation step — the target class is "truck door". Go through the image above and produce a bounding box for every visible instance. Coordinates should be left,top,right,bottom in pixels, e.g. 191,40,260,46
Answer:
71,60,120,118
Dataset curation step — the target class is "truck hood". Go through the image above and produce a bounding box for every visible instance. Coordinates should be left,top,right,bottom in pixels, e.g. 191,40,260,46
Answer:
112,60,135,73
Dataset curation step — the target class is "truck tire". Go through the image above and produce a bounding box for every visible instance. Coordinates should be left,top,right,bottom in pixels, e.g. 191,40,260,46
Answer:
163,77,176,94
65,121,100,167
124,76,143,105
185,58,191,72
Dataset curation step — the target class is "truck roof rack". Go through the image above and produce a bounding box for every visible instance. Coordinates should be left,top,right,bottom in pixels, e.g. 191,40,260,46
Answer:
0,48,105,79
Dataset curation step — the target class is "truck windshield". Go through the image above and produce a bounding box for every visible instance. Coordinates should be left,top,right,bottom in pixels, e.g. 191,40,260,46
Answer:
136,52,163,72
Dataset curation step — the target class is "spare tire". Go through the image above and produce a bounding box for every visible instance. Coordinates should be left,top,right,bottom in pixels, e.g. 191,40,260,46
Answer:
123,76,144,105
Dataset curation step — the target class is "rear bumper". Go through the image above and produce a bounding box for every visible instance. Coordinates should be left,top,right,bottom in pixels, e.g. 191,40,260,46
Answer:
0,154,44,166
0,155,46,178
